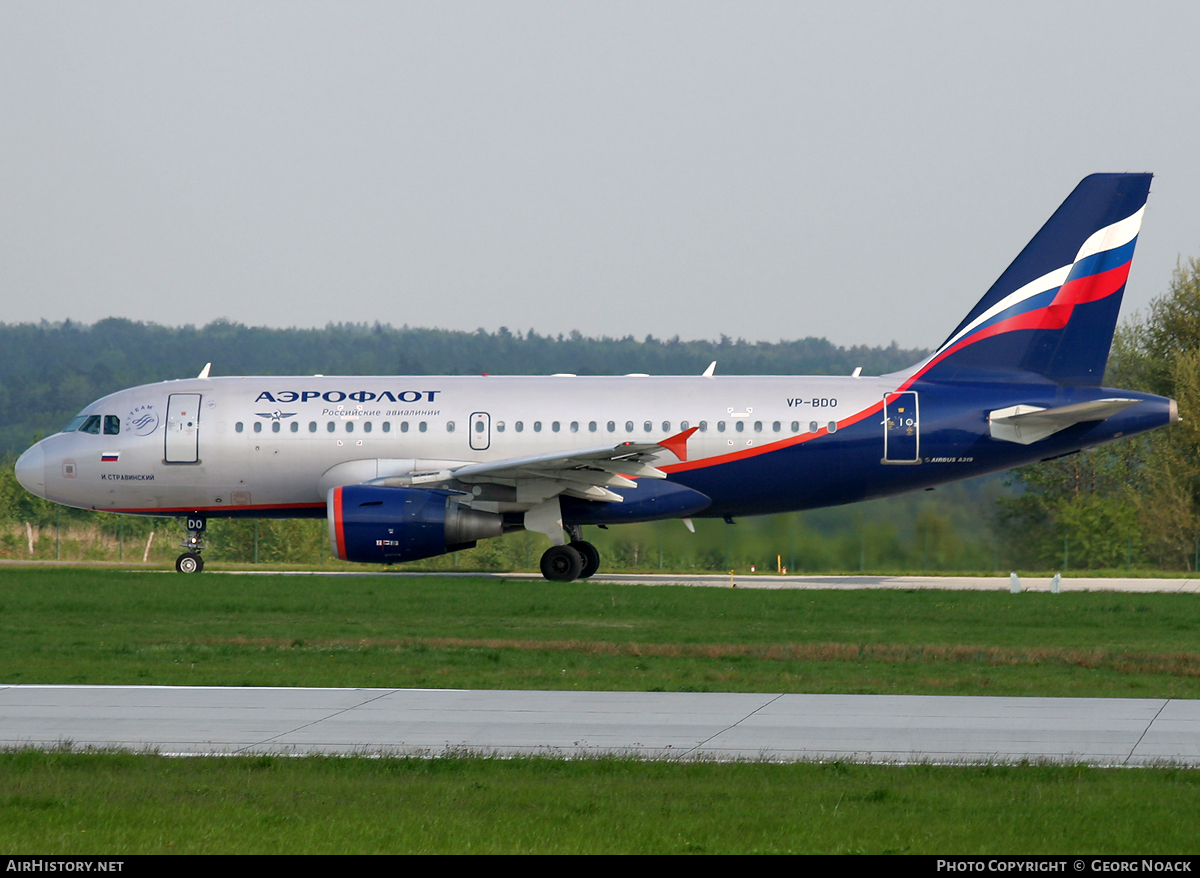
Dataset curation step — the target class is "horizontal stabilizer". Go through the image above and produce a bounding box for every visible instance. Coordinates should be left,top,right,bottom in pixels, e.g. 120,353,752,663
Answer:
988,398,1140,445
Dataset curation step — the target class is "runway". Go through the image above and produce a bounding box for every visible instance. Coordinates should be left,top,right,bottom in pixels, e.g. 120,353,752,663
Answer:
7,561,1200,592
2,685,1197,765
215,569,1200,593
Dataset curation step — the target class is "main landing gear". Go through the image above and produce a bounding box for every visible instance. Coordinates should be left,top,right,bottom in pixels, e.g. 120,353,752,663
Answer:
175,515,206,573
539,526,601,582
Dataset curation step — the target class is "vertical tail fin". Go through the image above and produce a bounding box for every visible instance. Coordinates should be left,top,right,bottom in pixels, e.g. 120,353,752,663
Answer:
918,173,1152,385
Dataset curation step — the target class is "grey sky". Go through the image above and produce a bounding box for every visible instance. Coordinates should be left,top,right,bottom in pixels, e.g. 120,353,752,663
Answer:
2,1,1198,351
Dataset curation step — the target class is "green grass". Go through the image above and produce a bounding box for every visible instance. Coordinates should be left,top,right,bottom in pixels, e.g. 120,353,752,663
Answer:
2,568,1199,696
1,750,1198,854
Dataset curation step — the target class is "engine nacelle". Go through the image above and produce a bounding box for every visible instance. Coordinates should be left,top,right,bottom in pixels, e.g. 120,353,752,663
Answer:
328,485,503,564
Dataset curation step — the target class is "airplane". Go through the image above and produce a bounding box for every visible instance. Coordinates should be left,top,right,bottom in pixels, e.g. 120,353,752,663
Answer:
13,173,1178,580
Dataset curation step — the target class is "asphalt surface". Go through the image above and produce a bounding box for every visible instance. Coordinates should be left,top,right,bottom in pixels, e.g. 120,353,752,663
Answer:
206,569,1200,592
8,561,1200,592
2,685,1196,765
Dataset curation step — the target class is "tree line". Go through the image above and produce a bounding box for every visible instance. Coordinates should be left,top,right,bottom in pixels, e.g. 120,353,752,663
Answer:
0,319,926,458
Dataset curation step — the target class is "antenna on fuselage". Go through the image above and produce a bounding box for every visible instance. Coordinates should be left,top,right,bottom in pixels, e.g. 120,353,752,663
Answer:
197,363,212,379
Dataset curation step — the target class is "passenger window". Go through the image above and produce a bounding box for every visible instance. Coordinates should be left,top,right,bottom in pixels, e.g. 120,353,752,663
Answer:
475,420,485,433
419,421,428,432
515,421,524,432
496,421,505,432
644,421,652,432
80,415,102,434
401,421,409,433
735,421,744,433
236,422,244,433
661,421,670,432
772,421,780,432
291,421,299,433
552,421,560,432
345,422,354,433
625,421,634,433
534,421,542,432
447,421,455,432
327,422,336,433
363,422,372,433
809,421,818,433
254,422,263,433
607,421,615,432
791,421,799,433
681,421,689,431
588,421,597,432
382,422,391,433
271,422,280,433
827,421,838,433
698,421,706,432
717,421,726,433
309,421,317,432
103,415,120,435
570,421,578,433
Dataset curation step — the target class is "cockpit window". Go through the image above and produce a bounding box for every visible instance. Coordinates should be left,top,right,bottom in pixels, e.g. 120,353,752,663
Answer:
79,415,102,434
63,415,87,433
103,415,120,435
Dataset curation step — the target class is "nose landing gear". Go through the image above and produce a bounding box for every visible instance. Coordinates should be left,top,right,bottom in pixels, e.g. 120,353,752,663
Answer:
176,552,204,573
175,515,206,573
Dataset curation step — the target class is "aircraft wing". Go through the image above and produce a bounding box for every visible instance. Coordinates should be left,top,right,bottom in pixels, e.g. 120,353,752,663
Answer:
380,427,699,503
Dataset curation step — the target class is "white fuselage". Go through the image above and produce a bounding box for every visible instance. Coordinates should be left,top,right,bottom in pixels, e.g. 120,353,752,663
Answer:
24,373,882,516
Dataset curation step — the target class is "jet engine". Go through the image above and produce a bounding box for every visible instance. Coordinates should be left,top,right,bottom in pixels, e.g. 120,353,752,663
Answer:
328,485,504,564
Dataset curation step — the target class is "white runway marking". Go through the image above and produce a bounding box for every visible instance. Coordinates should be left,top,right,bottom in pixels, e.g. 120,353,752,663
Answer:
1,685,1196,765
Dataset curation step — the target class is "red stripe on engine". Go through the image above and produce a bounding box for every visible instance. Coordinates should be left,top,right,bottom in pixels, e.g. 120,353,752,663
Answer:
332,486,347,561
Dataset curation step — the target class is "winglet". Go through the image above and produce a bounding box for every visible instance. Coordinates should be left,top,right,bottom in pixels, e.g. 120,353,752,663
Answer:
659,426,699,461
702,361,716,377
197,363,212,379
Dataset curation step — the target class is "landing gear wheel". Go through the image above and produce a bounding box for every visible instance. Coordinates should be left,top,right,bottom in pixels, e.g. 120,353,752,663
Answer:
176,515,207,574
570,540,601,579
175,552,204,574
540,545,584,582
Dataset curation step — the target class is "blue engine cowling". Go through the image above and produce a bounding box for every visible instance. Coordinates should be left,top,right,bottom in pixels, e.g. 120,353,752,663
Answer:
328,485,503,564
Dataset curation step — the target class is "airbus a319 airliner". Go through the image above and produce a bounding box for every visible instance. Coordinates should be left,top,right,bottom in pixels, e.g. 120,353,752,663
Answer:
14,174,1178,580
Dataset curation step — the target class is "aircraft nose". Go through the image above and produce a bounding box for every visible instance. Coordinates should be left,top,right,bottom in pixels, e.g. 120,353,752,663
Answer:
14,443,46,498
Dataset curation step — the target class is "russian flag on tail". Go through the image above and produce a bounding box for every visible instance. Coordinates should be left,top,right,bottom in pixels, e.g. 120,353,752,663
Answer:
915,173,1152,386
